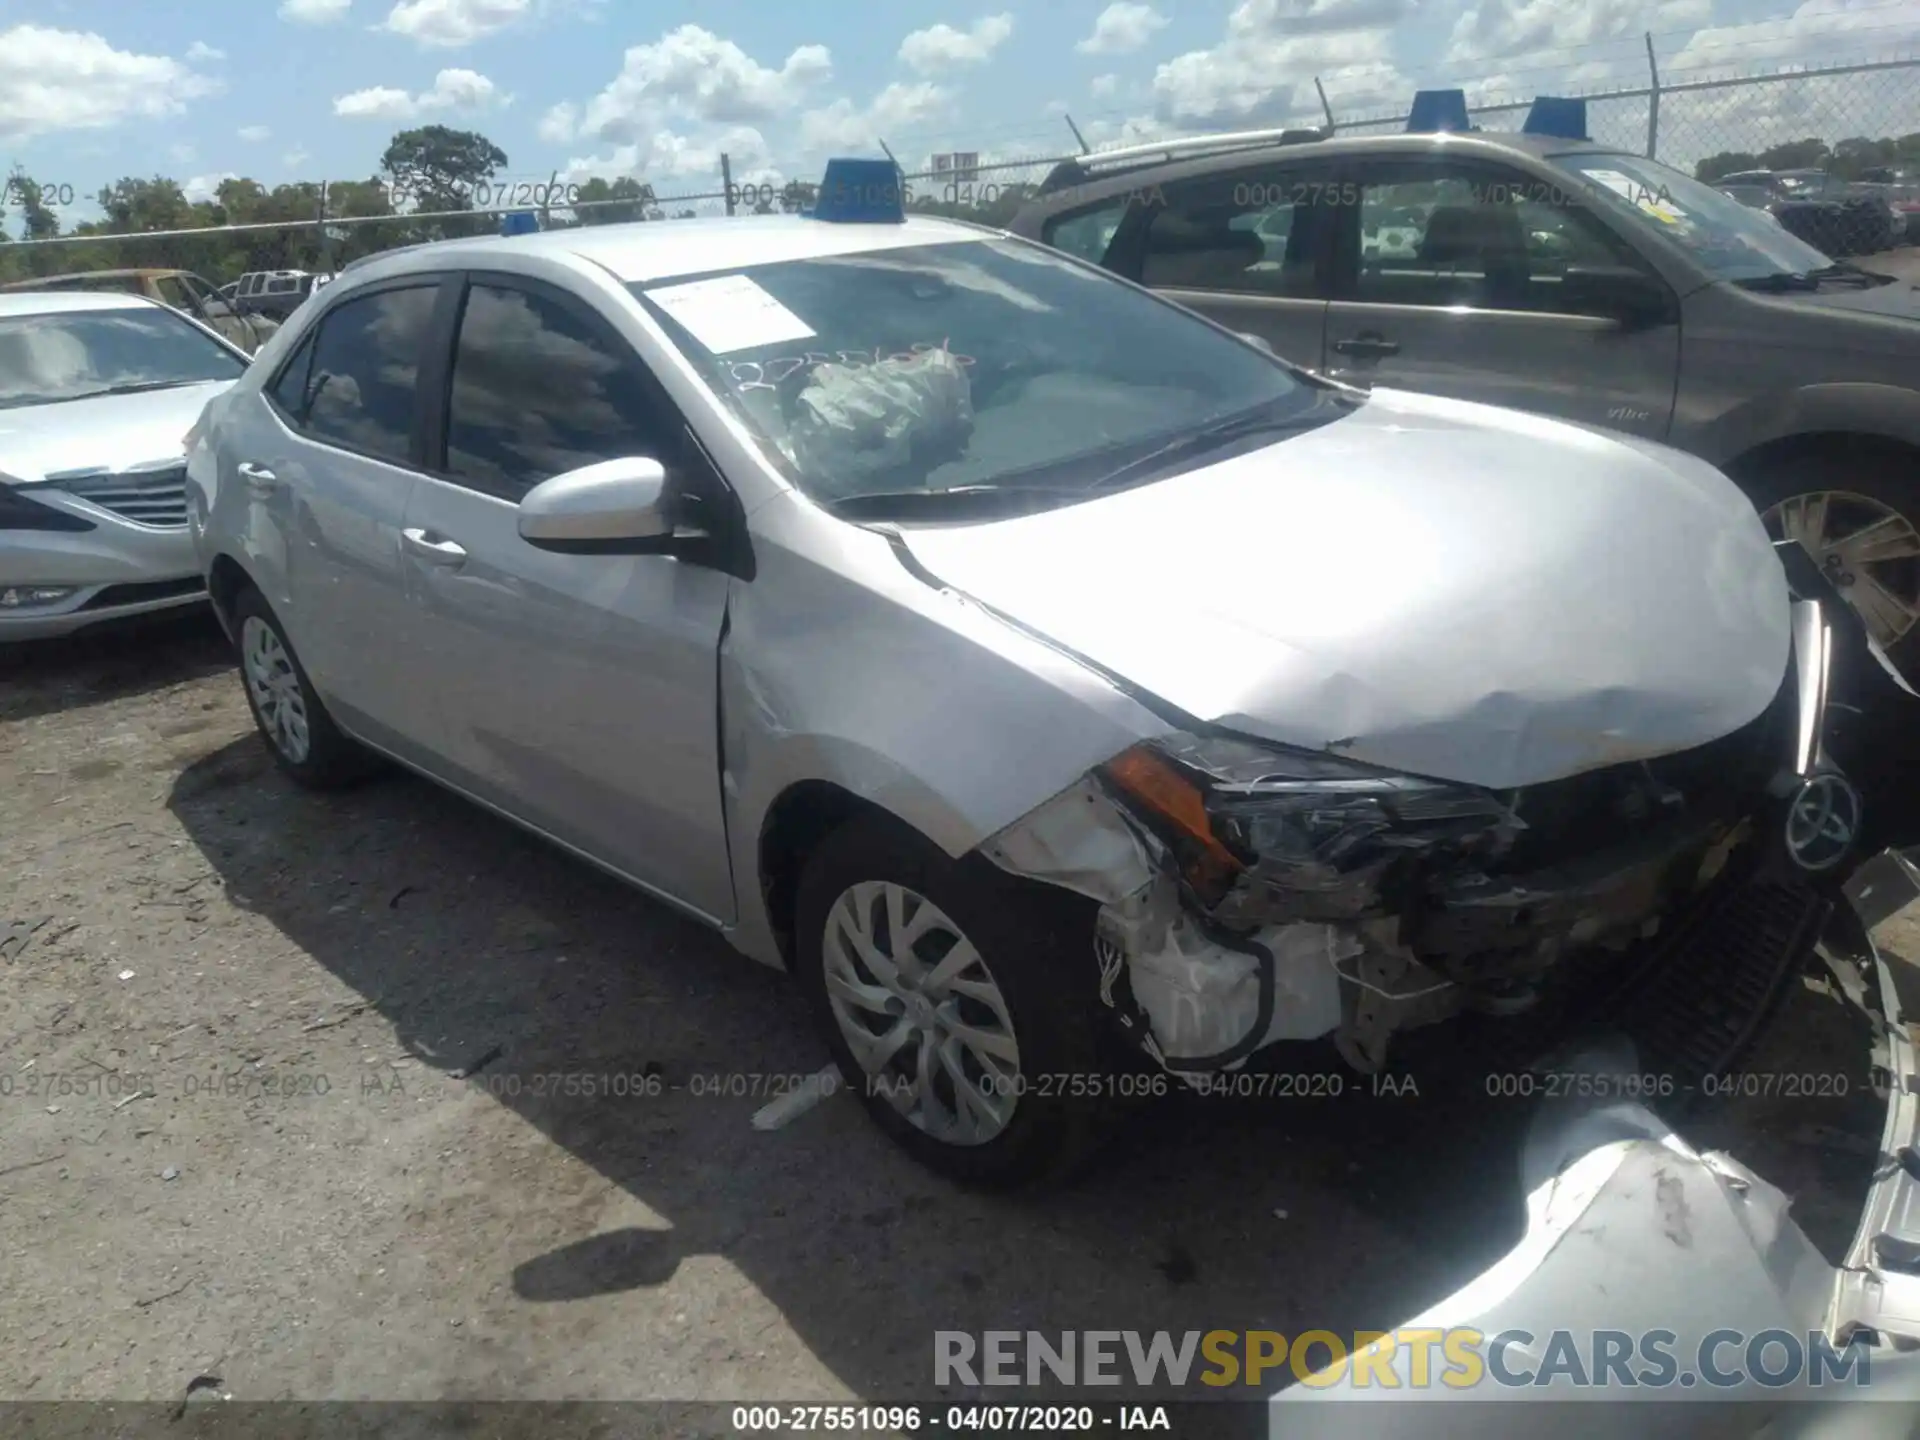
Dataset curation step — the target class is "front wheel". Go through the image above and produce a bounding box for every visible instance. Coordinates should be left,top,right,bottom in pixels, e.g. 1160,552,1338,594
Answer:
1748,454,1920,683
794,812,1111,1187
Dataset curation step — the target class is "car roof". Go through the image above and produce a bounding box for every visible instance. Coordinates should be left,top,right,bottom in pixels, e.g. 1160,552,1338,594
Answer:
343,213,996,287
1017,130,1648,214
0,289,159,317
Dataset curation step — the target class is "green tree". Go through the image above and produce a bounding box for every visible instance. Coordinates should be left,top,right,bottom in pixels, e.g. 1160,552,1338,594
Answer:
381,125,505,239
1694,150,1760,182
778,179,816,213
573,176,654,225
1757,138,1831,171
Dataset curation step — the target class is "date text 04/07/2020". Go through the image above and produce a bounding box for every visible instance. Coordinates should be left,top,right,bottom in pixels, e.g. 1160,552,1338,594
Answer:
729,1404,1175,1432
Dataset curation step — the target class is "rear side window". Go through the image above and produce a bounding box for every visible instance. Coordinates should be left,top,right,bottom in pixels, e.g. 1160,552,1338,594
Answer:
268,332,317,417
1043,198,1132,266
292,284,438,465
442,282,667,500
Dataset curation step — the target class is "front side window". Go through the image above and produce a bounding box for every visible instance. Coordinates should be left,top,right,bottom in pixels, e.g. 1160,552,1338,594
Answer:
634,236,1335,516
0,306,247,410
1549,150,1828,281
294,284,437,464
1139,168,1331,297
1349,162,1661,315
443,283,665,500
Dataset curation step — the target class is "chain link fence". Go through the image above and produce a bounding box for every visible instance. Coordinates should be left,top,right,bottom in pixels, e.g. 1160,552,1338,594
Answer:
3,53,1916,303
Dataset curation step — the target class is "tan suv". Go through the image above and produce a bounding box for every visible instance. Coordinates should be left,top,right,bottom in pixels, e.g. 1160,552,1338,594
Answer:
0,268,276,352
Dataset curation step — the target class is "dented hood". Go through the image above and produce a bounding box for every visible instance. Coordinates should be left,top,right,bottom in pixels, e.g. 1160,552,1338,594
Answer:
900,388,1791,790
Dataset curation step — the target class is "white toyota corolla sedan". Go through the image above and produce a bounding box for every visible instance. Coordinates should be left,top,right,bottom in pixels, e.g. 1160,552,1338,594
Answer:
1,290,249,638
188,175,1863,1187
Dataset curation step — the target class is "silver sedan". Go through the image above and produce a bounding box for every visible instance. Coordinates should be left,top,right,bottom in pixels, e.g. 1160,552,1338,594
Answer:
0,291,249,639
189,209,1853,1187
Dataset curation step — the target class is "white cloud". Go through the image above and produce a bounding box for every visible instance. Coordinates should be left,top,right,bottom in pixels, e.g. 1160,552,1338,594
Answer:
169,143,198,164
799,81,953,153
183,172,238,203
562,124,773,184
1090,72,1121,98
1447,0,1707,67
186,40,226,62
283,148,312,167
381,0,531,47
571,25,831,141
280,0,351,23
1077,3,1168,55
334,67,500,118
898,14,1015,74
0,26,219,143
538,101,578,143
238,124,272,142
1153,0,1415,129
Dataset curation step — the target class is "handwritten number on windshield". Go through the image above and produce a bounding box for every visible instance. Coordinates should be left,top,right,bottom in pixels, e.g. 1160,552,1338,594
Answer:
727,340,976,392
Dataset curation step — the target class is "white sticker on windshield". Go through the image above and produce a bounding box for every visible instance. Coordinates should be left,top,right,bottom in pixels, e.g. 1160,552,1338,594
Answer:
642,274,816,355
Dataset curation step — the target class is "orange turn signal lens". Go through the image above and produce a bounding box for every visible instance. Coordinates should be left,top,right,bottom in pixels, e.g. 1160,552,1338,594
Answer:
1102,745,1241,874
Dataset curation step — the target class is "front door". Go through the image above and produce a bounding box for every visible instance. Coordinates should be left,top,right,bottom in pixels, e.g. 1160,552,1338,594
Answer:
401,274,735,921
1323,157,1681,439
1119,159,1338,373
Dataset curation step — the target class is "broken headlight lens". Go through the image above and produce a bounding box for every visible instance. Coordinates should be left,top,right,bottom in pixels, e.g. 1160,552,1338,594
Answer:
1102,733,1521,913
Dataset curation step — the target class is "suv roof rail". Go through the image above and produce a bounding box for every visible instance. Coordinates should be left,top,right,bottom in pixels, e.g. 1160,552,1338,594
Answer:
1041,125,1330,187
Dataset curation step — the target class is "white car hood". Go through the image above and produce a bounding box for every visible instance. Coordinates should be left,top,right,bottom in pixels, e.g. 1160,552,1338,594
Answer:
0,380,233,484
900,387,1791,790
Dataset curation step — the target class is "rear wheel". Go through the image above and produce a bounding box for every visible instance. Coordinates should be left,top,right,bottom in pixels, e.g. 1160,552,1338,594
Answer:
1748,453,1920,681
233,586,381,788
794,811,1111,1187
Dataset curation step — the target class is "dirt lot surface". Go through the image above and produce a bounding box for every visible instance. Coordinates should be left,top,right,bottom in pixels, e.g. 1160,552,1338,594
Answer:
0,612,1906,1421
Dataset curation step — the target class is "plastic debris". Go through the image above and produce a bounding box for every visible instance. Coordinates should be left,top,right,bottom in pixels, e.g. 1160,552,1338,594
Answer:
750,1066,842,1131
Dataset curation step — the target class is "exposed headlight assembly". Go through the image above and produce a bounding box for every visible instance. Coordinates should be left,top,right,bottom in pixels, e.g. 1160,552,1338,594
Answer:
1100,732,1522,922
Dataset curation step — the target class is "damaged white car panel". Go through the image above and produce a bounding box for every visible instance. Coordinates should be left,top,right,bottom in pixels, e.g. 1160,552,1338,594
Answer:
1274,905,1920,1433
902,384,1792,794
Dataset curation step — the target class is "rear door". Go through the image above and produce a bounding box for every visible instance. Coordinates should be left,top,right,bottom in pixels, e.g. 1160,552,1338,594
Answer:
1322,154,1680,437
216,276,450,757
1111,158,1339,372
400,272,737,921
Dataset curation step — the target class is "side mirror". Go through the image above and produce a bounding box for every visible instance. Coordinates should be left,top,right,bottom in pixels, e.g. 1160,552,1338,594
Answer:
1237,331,1276,355
518,457,679,554
1559,265,1673,329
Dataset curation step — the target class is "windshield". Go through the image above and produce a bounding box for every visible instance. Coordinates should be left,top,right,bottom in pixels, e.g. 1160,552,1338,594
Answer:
632,237,1329,513
1549,150,1831,281
0,305,245,410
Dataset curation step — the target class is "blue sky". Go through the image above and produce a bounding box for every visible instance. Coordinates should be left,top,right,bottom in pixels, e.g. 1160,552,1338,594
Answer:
3,0,1916,223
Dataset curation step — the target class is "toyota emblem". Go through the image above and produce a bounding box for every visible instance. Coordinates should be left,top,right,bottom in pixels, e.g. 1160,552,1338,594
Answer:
1783,773,1862,873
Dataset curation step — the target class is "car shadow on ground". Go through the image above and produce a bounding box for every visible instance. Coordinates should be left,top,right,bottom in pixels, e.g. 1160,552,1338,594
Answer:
0,608,233,724
163,737,1652,1412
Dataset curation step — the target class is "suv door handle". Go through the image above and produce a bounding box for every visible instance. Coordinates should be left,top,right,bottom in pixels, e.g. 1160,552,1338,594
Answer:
236,461,279,494
1331,333,1401,358
402,528,468,566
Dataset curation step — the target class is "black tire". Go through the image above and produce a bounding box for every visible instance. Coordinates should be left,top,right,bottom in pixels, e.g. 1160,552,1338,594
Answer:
1740,448,1920,684
231,585,381,789
794,810,1112,1188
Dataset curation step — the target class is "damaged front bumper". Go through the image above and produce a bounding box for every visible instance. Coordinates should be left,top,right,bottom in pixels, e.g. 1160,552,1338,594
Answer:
982,564,1871,1085
1270,864,1920,1435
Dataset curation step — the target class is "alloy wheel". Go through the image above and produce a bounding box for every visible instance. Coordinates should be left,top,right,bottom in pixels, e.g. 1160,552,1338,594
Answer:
1763,489,1920,650
821,880,1022,1146
241,615,312,764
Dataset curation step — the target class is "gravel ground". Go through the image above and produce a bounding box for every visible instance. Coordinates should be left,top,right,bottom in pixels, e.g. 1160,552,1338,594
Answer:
0,610,1902,1419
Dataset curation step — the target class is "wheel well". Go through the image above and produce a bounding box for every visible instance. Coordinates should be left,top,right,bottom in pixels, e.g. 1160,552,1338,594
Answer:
206,553,253,628
756,781,892,970
1723,431,1920,485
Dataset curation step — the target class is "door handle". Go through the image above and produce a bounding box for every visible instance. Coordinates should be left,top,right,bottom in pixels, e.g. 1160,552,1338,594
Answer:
236,461,279,495
1331,333,1401,359
402,528,468,566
